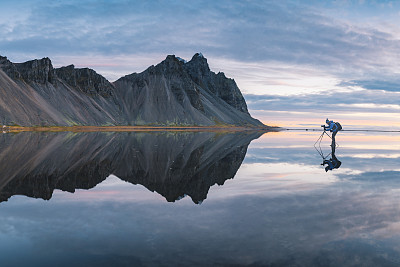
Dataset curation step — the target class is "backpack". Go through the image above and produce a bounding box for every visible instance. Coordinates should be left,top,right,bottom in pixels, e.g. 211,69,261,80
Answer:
335,122,342,131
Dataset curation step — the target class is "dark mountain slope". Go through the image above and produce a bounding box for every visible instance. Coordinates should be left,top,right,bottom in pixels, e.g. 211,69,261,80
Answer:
114,54,263,126
0,54,264,127
0,56,121,126
55,64,114,97
184,53,249,114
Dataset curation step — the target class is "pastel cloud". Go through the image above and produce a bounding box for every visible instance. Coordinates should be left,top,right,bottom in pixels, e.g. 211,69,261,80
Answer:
245,89,400,129
1,0,400,126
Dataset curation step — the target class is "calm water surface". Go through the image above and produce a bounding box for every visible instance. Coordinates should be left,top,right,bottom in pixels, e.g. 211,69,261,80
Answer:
0,131,400,266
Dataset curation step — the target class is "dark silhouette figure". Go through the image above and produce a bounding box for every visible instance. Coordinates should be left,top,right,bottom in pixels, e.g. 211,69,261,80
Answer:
322,149,341,172
324,118,342,140
315,119,343,171
324,118,342,153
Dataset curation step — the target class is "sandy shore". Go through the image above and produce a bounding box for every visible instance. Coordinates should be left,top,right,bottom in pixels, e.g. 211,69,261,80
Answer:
3,125,280,133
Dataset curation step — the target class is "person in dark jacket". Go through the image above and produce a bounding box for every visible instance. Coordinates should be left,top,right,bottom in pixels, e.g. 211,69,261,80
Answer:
324,118,342,138
324,118,342,153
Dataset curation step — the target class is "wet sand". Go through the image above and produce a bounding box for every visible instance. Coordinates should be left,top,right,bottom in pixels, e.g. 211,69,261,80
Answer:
4,125,280,133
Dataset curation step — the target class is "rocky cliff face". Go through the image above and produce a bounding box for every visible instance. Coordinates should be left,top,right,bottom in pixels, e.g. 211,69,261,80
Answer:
114,54,263,126
0,56,21,80
0,53,264,127
14,57,56,84
55,65,114,97
0,131,261,204
184,53,249,114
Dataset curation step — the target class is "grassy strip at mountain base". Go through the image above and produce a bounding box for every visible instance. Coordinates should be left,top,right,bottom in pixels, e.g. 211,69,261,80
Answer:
4,125,280,133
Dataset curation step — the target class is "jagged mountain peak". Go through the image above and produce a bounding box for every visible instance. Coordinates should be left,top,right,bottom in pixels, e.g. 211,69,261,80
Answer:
0,55,9,62
0,55,21,80
165,53,205,63
164,54,181,62
162,53,208,67
55,64,114,97
0,56,55,84
185,53,210,76
112,53,261,126
156,54,186,73
0,53,264,127
188,53,208,67
191,52,205,60
61,64,75,69
16,57,54,70
13,57,56,84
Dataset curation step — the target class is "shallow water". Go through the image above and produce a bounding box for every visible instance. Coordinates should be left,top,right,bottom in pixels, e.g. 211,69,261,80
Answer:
0,131,400,266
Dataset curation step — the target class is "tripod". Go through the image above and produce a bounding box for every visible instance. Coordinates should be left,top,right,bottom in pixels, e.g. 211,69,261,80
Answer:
314,127,339,160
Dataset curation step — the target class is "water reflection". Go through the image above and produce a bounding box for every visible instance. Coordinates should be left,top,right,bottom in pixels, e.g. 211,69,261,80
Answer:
315,129,342,172
322,150,342,172
0,131,262,204
2,131,400,266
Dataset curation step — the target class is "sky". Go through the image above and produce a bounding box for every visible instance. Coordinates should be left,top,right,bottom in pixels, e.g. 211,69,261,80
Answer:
1,0,400,129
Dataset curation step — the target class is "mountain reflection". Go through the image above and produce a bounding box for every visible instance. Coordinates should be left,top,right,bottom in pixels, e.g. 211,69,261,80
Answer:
0,131,262,204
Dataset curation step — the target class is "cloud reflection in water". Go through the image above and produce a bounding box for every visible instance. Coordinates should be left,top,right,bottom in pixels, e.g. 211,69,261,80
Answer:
0,131,400,266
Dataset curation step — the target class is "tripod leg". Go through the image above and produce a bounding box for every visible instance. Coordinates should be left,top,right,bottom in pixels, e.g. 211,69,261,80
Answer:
314,131,327,159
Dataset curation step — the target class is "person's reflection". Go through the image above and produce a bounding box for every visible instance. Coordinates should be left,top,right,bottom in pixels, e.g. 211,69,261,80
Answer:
322,144,341,172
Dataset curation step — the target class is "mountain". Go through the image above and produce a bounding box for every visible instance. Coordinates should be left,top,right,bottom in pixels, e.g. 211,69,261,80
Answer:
0,53,264,127
0,131,262,204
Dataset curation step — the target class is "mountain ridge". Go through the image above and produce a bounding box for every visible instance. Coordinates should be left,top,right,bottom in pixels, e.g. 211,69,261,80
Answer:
0,131,261,204
0,53,265,127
